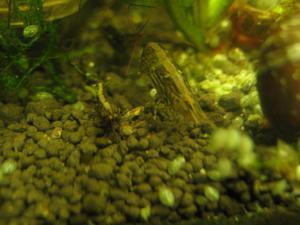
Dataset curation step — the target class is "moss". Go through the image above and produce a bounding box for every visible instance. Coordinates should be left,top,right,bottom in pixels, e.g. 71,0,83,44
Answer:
0,1,52,95
0,0,76,102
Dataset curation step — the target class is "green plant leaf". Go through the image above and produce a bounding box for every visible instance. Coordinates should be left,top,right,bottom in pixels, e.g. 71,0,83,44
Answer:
124,0,163,7
164,0,233,50
164,0,206,50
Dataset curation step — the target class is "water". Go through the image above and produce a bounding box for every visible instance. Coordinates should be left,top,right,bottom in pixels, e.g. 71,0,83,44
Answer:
0,0,299,224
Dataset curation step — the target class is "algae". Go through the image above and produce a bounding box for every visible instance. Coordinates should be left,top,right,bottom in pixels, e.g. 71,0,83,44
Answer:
0,0,76,102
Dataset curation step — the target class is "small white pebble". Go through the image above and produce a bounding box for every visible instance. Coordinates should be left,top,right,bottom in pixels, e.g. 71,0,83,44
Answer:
140,205,151,221
239,134,254,154
1,160,17,175
168,156,186,175
296,165,300,181
209,128,228,152
159,186,175,207
72,101,85,111
238,151,257,169
217,158,233,178
200,168,206,176
204,186,220,202
149,88,157,98
225,129,241,150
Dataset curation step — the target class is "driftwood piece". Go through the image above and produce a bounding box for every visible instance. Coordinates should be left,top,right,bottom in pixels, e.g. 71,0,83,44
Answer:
140,42,208,124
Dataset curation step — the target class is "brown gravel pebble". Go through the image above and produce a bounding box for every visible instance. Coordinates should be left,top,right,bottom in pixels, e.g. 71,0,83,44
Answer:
134,183,152,194
0,103,24,121
88,162,114,179
219,195,244,216
28,114,51,131
82,194,107,214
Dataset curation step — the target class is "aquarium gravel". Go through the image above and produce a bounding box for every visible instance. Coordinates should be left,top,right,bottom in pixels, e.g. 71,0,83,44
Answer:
0,1,300,225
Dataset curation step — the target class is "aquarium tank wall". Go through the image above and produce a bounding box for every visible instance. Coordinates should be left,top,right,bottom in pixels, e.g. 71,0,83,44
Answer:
0,0,300,225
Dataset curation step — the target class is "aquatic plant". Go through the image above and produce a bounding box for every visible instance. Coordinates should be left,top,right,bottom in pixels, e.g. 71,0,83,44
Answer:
165,0,233,50
0,0,83,102
125,0,233,50
0,0,55,98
